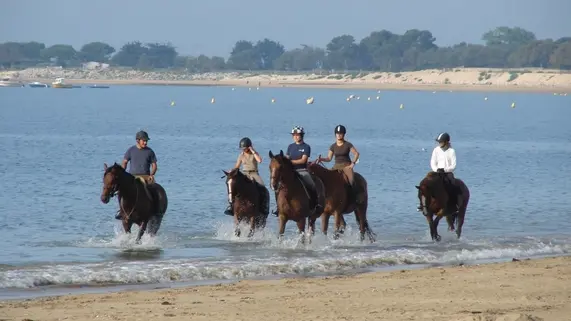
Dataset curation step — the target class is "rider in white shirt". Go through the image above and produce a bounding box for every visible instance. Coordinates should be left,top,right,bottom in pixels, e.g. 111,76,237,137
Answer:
421,132,462,212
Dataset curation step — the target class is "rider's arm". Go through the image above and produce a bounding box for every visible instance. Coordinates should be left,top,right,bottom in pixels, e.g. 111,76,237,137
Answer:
320,150,334,162
150,150,158,176
250,147,262,163
121,148,131,170
291,155,309,165
350,144,360,164
233,153,243,169
445,149,456,172
430,148,439,172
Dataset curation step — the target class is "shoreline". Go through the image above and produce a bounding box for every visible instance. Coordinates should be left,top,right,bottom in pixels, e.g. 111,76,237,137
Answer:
2,255,570,320
2,67,570,93
22,77,571,93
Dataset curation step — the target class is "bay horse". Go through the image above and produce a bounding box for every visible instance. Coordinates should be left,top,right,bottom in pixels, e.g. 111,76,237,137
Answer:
307,160,376,243
101,163,168,243
415,171,470,241
268,150,325,243
222,168,269,238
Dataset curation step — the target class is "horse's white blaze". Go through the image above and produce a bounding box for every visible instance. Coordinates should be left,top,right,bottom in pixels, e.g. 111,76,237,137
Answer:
421,195,428,215
227,178,233,202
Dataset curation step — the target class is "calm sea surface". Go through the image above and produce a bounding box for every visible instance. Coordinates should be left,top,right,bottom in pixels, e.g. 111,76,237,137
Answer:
0,84,569,299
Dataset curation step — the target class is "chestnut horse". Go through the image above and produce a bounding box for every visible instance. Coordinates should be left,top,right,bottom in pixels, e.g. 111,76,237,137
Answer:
415,171,470,241
307,160,376,243
101,163,168,243
268,150,325,242
222,168,269,238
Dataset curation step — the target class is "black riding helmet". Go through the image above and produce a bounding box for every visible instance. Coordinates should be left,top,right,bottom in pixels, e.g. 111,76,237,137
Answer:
435,132,450,143
334,125,346,135
136,130,150,141
239,137,252,148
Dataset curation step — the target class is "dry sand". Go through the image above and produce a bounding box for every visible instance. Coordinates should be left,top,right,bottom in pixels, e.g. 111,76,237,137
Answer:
3,67,571,93
2,256,570,321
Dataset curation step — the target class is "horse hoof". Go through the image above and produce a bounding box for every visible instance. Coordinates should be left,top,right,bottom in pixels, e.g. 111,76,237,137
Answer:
434,235,442,242
333,233,340,240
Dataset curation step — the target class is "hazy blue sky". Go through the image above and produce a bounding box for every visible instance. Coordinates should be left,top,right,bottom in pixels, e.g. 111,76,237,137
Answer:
1,0,569,57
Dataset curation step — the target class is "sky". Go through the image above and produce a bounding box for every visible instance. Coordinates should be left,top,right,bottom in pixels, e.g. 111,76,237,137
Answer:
1,0,570,57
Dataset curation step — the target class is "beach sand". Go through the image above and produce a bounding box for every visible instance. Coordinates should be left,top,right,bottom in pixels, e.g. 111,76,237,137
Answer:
3,67,571,93
2,256,570,321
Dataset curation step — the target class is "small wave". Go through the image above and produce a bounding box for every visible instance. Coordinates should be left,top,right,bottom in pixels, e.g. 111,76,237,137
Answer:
0,239,567,289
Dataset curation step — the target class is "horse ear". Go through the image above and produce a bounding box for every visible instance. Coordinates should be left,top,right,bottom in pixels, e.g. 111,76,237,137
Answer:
415,185,420,190
279,150,284,157
222,170,229,175
104,163,108,170
269,151,274,159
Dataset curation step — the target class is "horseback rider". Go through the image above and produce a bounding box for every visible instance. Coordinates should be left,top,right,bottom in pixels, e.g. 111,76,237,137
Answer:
272,126,324,216
317,125,361,201
115,130,158,220
428,132,462,213
224,137,270,216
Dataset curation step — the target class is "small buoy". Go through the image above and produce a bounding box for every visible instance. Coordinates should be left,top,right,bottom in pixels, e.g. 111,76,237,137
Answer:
231,88,235,91
271,98,276,103
211,97,216,104
349,94,355,99
511,102,515,108
377,90,381,93
248,88,252,91
256,87,260,90
170,101,175,106
306,97,314,104
484,97,488,101
432,91,436,94
367,97,371,101
400,103,404,109
376,96,380,100
346,97,351,102
356,96,360,100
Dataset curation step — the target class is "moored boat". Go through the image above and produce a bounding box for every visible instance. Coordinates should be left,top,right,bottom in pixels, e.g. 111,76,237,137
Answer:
52,78,73,89
0,77,24,87
28,81,49,88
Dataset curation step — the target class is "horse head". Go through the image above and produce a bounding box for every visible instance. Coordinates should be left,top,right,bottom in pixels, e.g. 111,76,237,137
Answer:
268,150,293,191
101,162,125,204
415,172,446,216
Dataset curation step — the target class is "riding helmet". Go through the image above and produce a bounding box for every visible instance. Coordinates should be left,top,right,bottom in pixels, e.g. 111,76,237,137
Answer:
435,132,450,143
291,126,305,135
136,130,150,141
239,137,252,148
334,125,346,135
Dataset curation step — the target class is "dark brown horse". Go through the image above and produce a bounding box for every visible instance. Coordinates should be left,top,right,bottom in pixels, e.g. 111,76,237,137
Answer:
415,171,470,241
268,150,325,242
101,163,168,243
222,168,269,238
307,160,376,243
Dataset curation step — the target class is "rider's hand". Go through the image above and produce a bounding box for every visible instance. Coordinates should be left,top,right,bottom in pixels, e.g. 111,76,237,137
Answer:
149,175,155,183
348,163,355,169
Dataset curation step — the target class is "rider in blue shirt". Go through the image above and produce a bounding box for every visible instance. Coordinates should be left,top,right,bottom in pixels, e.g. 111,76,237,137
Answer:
272,126,324,216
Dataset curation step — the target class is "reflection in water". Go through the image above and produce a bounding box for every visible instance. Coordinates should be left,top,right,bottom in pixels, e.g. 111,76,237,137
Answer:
114,248,164,261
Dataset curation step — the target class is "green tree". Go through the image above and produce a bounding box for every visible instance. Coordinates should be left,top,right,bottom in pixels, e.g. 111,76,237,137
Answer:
79,42,115,62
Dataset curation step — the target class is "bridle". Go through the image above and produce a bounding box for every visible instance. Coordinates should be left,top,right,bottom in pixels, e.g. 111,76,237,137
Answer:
104,170,139,219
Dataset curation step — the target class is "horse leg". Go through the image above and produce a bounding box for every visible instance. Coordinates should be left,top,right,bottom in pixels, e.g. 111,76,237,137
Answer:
355,206,376,243
122,220,132,234
277,215,286,242
425,214,440,242
248,216,256,238
234,215,241,237
321,213,330,236
135,220,148,244
455,208,466,239
333,211,343,240
147,214,163,236
433,216,443,242
445,214,456,232
296,219,307,245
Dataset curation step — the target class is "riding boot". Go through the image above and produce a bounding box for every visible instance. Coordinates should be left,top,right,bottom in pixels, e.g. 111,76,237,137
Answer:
115,195,123,220
224,202,234,216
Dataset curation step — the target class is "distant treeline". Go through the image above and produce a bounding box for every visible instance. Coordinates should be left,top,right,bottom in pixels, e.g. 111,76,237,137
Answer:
1,26,570,72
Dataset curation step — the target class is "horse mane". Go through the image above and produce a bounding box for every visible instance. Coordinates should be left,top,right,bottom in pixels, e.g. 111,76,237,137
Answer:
105,163,134,180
